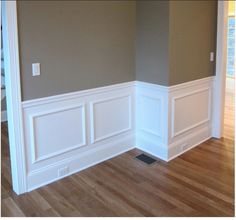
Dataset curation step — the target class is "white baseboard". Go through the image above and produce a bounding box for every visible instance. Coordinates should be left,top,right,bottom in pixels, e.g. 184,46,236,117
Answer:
1,110,7,122
136,136,168,161
27,134,134,191
168,126,211,161
19,77,214,193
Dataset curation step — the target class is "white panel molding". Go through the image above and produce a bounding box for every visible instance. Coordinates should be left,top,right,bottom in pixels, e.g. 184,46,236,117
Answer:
138,95,163,137
20,77,214,193
135,81,169,160
168,76,214,92
22,81,135,192
22,81,135,108
134,80,169,92
28,103,86,164
90,95,132,144
1,110,8,122
135,81,168,139
171,87,211,138
136,76,213,162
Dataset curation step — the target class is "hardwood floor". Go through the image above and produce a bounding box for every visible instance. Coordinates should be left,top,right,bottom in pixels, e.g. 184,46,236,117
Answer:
1,79,235,217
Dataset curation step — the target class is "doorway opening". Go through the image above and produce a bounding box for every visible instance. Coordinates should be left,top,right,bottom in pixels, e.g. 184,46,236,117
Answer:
223,1,235,141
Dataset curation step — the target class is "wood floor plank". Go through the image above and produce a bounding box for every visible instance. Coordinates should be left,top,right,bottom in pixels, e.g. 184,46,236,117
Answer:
1,197,25,217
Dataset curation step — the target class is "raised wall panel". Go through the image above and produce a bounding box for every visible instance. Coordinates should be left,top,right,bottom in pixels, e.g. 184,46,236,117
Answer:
139,95,162,137
29,104,86,163
171,88,211,138
90,95,132,144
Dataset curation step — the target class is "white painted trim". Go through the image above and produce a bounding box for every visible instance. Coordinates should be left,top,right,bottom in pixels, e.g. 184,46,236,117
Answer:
138,95,163,137
171,88,211,138
22,81,135,108
2,1,27,194
136,77,213,162
135,81,168,143
90,95,132,144
20,76,214,192
27,134,134,192
212,1,228,138
168,76,214,92
135,80,169,92
167,136,211,162
22,83,135,191
1,110,8,122
135,77,214,93
29,103,86,163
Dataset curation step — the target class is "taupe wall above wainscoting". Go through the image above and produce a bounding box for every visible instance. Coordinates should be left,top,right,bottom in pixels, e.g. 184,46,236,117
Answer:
17,1,136,101
136,0,217,86
169,0,217,85
17,0,217,101
136,1,170,86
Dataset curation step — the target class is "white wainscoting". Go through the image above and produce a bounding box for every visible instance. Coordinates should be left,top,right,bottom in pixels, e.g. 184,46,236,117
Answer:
21,77,214,192
22,82,135,191
90,95,132,144
135,77,214,161
167,77,213,160
171,88,211,138
135,81,169,161
28,103,86,164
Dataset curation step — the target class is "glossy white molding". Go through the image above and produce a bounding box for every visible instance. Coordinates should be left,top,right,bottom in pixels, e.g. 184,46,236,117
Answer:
20,76,214,192
136,76,214,161
2,1,27,195
171,88,211,138
22,81,135,191
29,103,86,163
135,81,169,160
90,95,132,144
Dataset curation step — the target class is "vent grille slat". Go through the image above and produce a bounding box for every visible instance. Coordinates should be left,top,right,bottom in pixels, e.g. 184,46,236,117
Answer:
135,153,157,165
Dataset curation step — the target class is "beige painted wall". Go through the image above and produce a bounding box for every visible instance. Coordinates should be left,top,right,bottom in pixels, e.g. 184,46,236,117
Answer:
169,0,217,85
17,1,136,101
136,1,170,86
135,0,217,86
17,1,217,101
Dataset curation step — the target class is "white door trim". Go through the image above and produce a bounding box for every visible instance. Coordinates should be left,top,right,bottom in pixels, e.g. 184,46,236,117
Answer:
212,1,228,138
2,1,27,194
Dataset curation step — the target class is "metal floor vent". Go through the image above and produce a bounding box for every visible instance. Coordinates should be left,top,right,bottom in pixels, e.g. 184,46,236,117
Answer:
135,153,157,165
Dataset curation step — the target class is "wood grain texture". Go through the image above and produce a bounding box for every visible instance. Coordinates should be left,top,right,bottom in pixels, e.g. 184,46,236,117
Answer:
1,78,234,216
